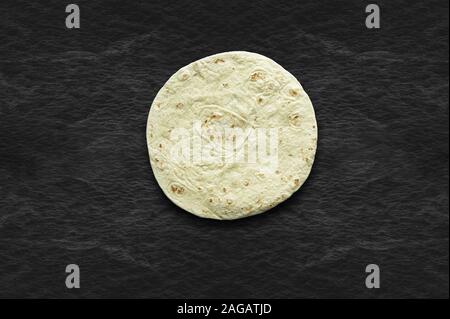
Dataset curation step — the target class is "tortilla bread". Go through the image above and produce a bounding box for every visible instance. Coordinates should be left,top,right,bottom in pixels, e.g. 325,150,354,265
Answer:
147,51,317,220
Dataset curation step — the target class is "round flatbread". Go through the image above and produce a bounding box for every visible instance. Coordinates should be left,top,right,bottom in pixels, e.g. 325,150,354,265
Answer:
147,51,317,220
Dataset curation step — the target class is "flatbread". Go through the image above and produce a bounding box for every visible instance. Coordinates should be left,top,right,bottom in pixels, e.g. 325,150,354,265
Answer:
147,51,317,220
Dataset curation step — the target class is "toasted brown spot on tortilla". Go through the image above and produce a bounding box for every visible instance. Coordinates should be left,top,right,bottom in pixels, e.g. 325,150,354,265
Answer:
250,71,265,81
171,184,185,195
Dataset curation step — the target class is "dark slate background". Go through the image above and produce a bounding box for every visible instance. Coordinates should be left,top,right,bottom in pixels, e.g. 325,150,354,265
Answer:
0,0,448,298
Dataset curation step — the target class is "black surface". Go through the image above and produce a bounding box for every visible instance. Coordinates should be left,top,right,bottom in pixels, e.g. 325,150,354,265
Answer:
0,0,448,298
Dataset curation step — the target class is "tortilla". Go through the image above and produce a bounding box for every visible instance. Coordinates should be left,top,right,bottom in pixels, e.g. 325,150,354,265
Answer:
147,51,317,220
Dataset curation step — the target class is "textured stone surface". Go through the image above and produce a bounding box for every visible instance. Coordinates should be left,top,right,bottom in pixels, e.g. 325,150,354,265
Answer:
0,0,448,298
